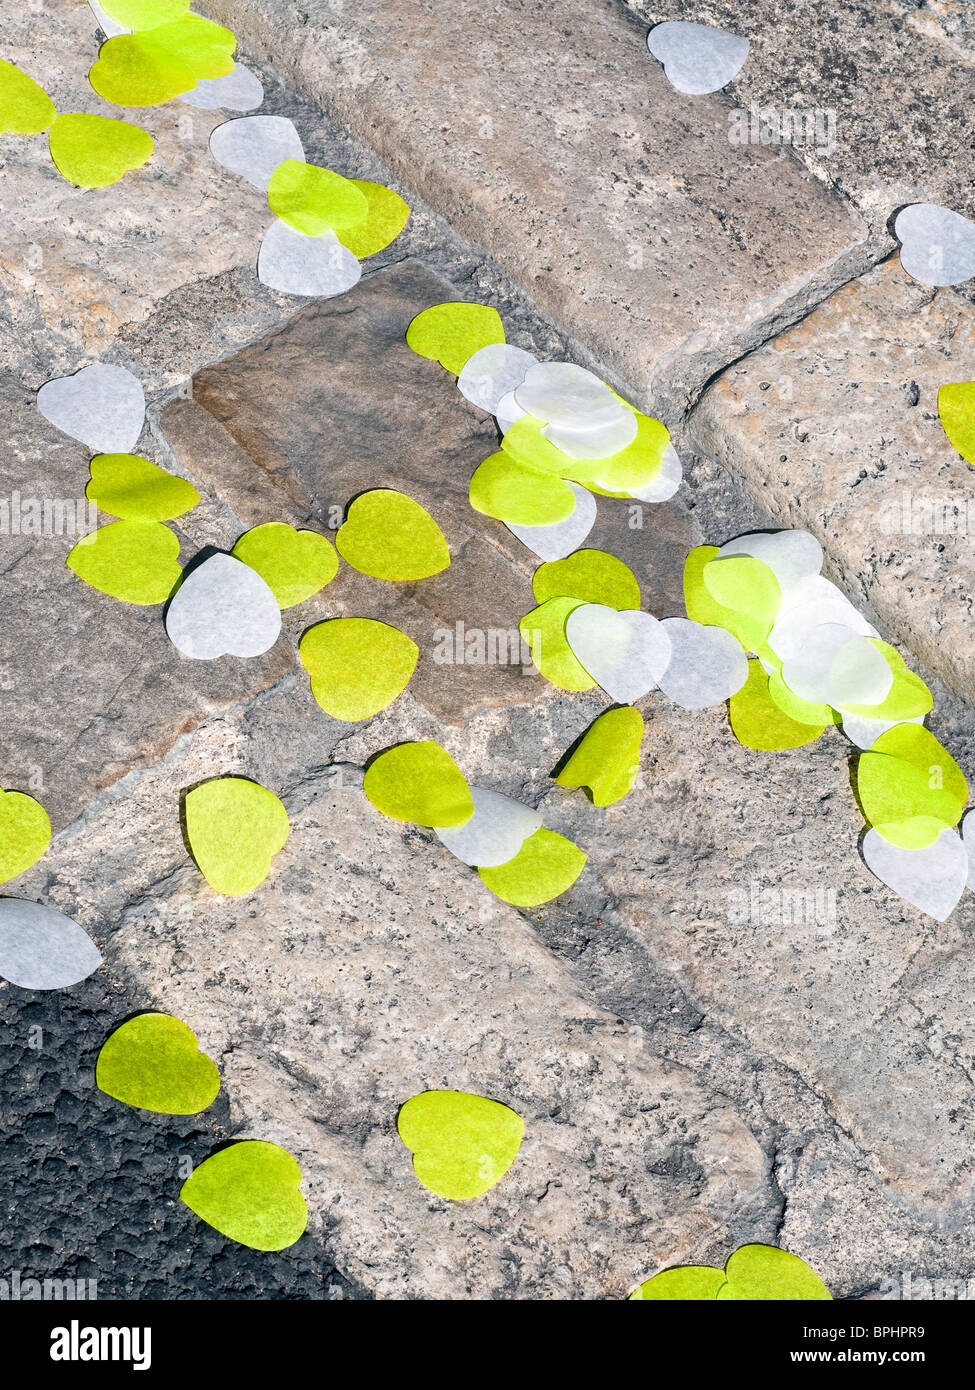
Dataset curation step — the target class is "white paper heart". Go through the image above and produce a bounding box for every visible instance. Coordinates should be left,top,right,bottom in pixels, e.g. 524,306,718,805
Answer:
841,712,923,751
647,20,749,95
209,115,305,190
37,363,145,454
828,635,893,709
0,899,102,990
506,482,596,561
780,622,864,705
862,827,968,921
458,344,537,415
434,787,542,868
565,605,671,704
166,553,282,659
617,442,683,503
515,362,621,428
716,529,823,595
543,406,638,460
495,389,526,435
657,617,748,709
894,204,975,288
767,576,877,661
258,222,362,297
182,63,265,112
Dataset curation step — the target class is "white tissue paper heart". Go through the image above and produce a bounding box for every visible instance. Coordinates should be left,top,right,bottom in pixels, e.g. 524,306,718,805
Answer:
258,223,362,297
623,443,683,503
515,362,621,428
209,115,305,189
716,529,823,595
0,899,102,990
434,787,542,868
543,408,638,460
166,553,282,659
963,811,975,893
458,344,537,415
37,363,145,454
182,63,265,112
565,605,671,704
779,623,868,706
862,827,967,921
506,482,597,561
894,204,975,288
495,389,526,435
766,576,877,661
841,712,924,751
657,617,748,709
647,20,749,95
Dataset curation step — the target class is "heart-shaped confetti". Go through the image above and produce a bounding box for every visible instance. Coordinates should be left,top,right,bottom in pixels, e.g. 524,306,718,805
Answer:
165,552,281,658
181,61,264,111
434,787,542,867
231,522,338,607
67,521,182,605
656,618,748,709
364,741,473,827
534,548,641,609
267,159,369,236
647,20,749,95
337,179,411,257
397,1090,524,1201
894,204,975,288
86,453,200,522
458,343,537,415
555,707,644,806
38,362,146,453
0,899,102,990
258,222,362,297
300,618,418,721
505,482,596,561
96,1013,220,1114
407,302,505,375
862,827,967,921
630,1244,830,1300
49,112,154,188
184,776,290,895
478,827,587,906
566,605,671,704
0,59,56,133
938,382,975,466
0,788,52,885
336,489,450,581
180,1140,308,1251
209,114,304,189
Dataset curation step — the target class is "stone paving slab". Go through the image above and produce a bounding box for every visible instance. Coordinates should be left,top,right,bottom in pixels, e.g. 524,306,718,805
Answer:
203,0,871,415
689,258,975,705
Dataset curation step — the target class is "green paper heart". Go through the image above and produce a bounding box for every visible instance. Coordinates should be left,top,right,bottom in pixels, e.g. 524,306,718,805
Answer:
406,302,505,375
180,1140,308,1251
555,707,644,806
533,548,641,610
87,454,200,522
184,777,290,895
629,1266,727,1300
587,411,670,493
469,451,577,525
477,827,587,906
519,598,596,692
938,382,975,465
398,1090,524,1200
335,489,450,581
839,641,932,721
232,522,338,608
337,179,410,257
501,415,577,476
856,724,967,849
267,159,369,236
101,0,191,28
0,788,52,885
630,1244,831,1301
363,742,473,827
97,1013,220,1114
685,545,777,652
300,618,418,721
88,34,197,106
49,112,154,188
730,660,826,751
0,59,56,134
66,520,180,604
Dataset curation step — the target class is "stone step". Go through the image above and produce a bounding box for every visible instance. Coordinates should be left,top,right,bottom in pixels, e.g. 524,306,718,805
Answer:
203,0,873,416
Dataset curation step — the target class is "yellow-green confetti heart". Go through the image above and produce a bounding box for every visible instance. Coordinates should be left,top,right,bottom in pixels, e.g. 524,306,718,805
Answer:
406,302,505,376
49,112,154,188
96,1013,220,1114
140,14,236,77
0,788,52,886
630,1244,830,1301
180,1140,308,1251
588,412,670,493
938,382,975,466
501,415,577,475
397,1090,524,1200
363,741,473,827
533,548,641,611
685,545,778,652
766,667,837,728
87,454,200,522
184,777,290,895
840,641,932,721
66,520,180,604
101,0,191,28
519,598,596,692
555,707,644,806
300,618,418,721
469,451,577,525
267,159,369,236
629,1266,727,1300
335,489,450,581
0,60,56,134
478,827,586,906
856,724,967,849
730,660,826,751
88,34,197,106
231,522,338,608
337,179,410,257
